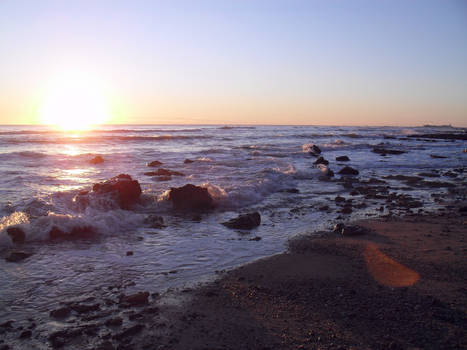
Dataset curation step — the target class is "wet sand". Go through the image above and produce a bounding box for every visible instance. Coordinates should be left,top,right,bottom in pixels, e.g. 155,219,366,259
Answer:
155,209,466,350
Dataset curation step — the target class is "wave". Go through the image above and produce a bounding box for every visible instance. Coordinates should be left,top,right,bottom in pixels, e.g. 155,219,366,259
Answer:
1,134,213,145
0,127,205,136
218,126,256,130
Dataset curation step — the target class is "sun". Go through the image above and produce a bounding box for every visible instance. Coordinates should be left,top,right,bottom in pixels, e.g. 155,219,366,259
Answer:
38,72,111,131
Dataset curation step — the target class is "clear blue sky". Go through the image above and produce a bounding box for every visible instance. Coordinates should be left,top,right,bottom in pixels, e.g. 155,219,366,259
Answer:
1,0,466,126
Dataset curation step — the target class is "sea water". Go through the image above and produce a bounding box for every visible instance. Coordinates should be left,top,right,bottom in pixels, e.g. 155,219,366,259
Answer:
0,124,465,327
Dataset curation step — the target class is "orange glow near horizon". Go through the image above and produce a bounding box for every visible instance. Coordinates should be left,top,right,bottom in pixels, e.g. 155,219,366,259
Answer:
37,72,112,131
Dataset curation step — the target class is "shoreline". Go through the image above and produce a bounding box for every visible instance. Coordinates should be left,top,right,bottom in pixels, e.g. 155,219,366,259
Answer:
2,207,464,349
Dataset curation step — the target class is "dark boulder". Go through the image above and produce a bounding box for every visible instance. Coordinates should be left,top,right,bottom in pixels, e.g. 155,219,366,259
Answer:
372,147,406,156
144,215,165,229
222,212,261,230
309,144,321,156
333,224,368,236
7,227,25,244
154,168,184,176
90,155,104,164
92,174,142,209
338,166,359,176
430,154,447,159
5,250,32,262
314,156,329,165
49,226,95,240
336,156,350,161
119,292,149,307
147,160,163,167
168,184,214,211
184,159,194,164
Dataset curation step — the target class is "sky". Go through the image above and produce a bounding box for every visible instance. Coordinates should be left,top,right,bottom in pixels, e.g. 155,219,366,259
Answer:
0,0,466,126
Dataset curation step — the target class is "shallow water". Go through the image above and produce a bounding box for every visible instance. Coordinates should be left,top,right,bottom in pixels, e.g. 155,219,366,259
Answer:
0,124,466,330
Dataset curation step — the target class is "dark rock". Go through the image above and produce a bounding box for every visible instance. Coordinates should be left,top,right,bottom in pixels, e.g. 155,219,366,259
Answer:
372,147,406,155
6,227,25,244
333,223,345,233
144,215,165,229
249,236,262,241
184,159,194,164
126,251,133,256
48,328,81,348
341,225,369,236
70,303,100,314
341,206,353,214
147,160,162,167
408,133,467,141
90,155,104,164
50,307,71,319
92,174,142,209
19,330,32,339
338,166,359,176
157,175,172,181
334,196,345,203
319,205,329,211
5,251,32,262
119,292,149,307
314,156,329,165
430,154,447,159
96,341,115,350
222,212,261,230
105,317,123,327
309,144,321,156
336,156,350,161
49,225,95,240
114,324,144,340
168,184,214,211
151,168,184,176
280,188,300,194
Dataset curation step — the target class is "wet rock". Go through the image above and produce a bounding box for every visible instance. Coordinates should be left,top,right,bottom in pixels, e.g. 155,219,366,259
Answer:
280,188,300,194
319,205,329,211
5,251,32,262
49,225,96,240
430,154,448,159
184,158,194,164
114,324,144,340
334,224,368,236
334,196,345,203
6,227,25,244
144,215,165,229
93,174,142,209
151,168,184,176
168,184,214,211
70,303,100,314
341,206,353,214
338,166,359,176
336,156,350,161
119,292,149,307
314,156,329,165
372,147,406,156
408,133,467,141
318,164,334,177
50,307,71,319
90,155,104,164
96,341,115,350
222,212,261,230
19,330,31,339
105,317,123,327
48,328,81,348
309,144,321,156
147,160,163,167
126,251,133,256
249,236,262,241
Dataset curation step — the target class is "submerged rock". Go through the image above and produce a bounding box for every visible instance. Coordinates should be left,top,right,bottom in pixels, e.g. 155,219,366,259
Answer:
152,168,185,176
7,227,25,244
336,155,350,161
168,184,214,211
338,166,359,175
314,156,329,165
147,160,163,167
372,147,406,156
184,158,194,164
92,174,142,209
5,250,32,262
144,215,165,229
90,155,104,164
119,292,149,307
222,212,261,230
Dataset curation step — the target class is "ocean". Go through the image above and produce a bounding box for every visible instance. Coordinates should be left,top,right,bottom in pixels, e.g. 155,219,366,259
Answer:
0,124,465,338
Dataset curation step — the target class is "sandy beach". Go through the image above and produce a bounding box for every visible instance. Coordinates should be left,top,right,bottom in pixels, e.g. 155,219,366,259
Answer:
149,209,465,350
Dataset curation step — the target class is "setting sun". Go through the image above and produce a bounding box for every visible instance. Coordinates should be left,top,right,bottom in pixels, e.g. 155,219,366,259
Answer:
38,72,111,131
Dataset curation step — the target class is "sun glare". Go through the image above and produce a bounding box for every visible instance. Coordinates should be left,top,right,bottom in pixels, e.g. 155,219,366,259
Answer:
38,72,111,131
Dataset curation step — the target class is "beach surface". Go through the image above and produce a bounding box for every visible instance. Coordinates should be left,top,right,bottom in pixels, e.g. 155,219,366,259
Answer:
152,210,466,350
